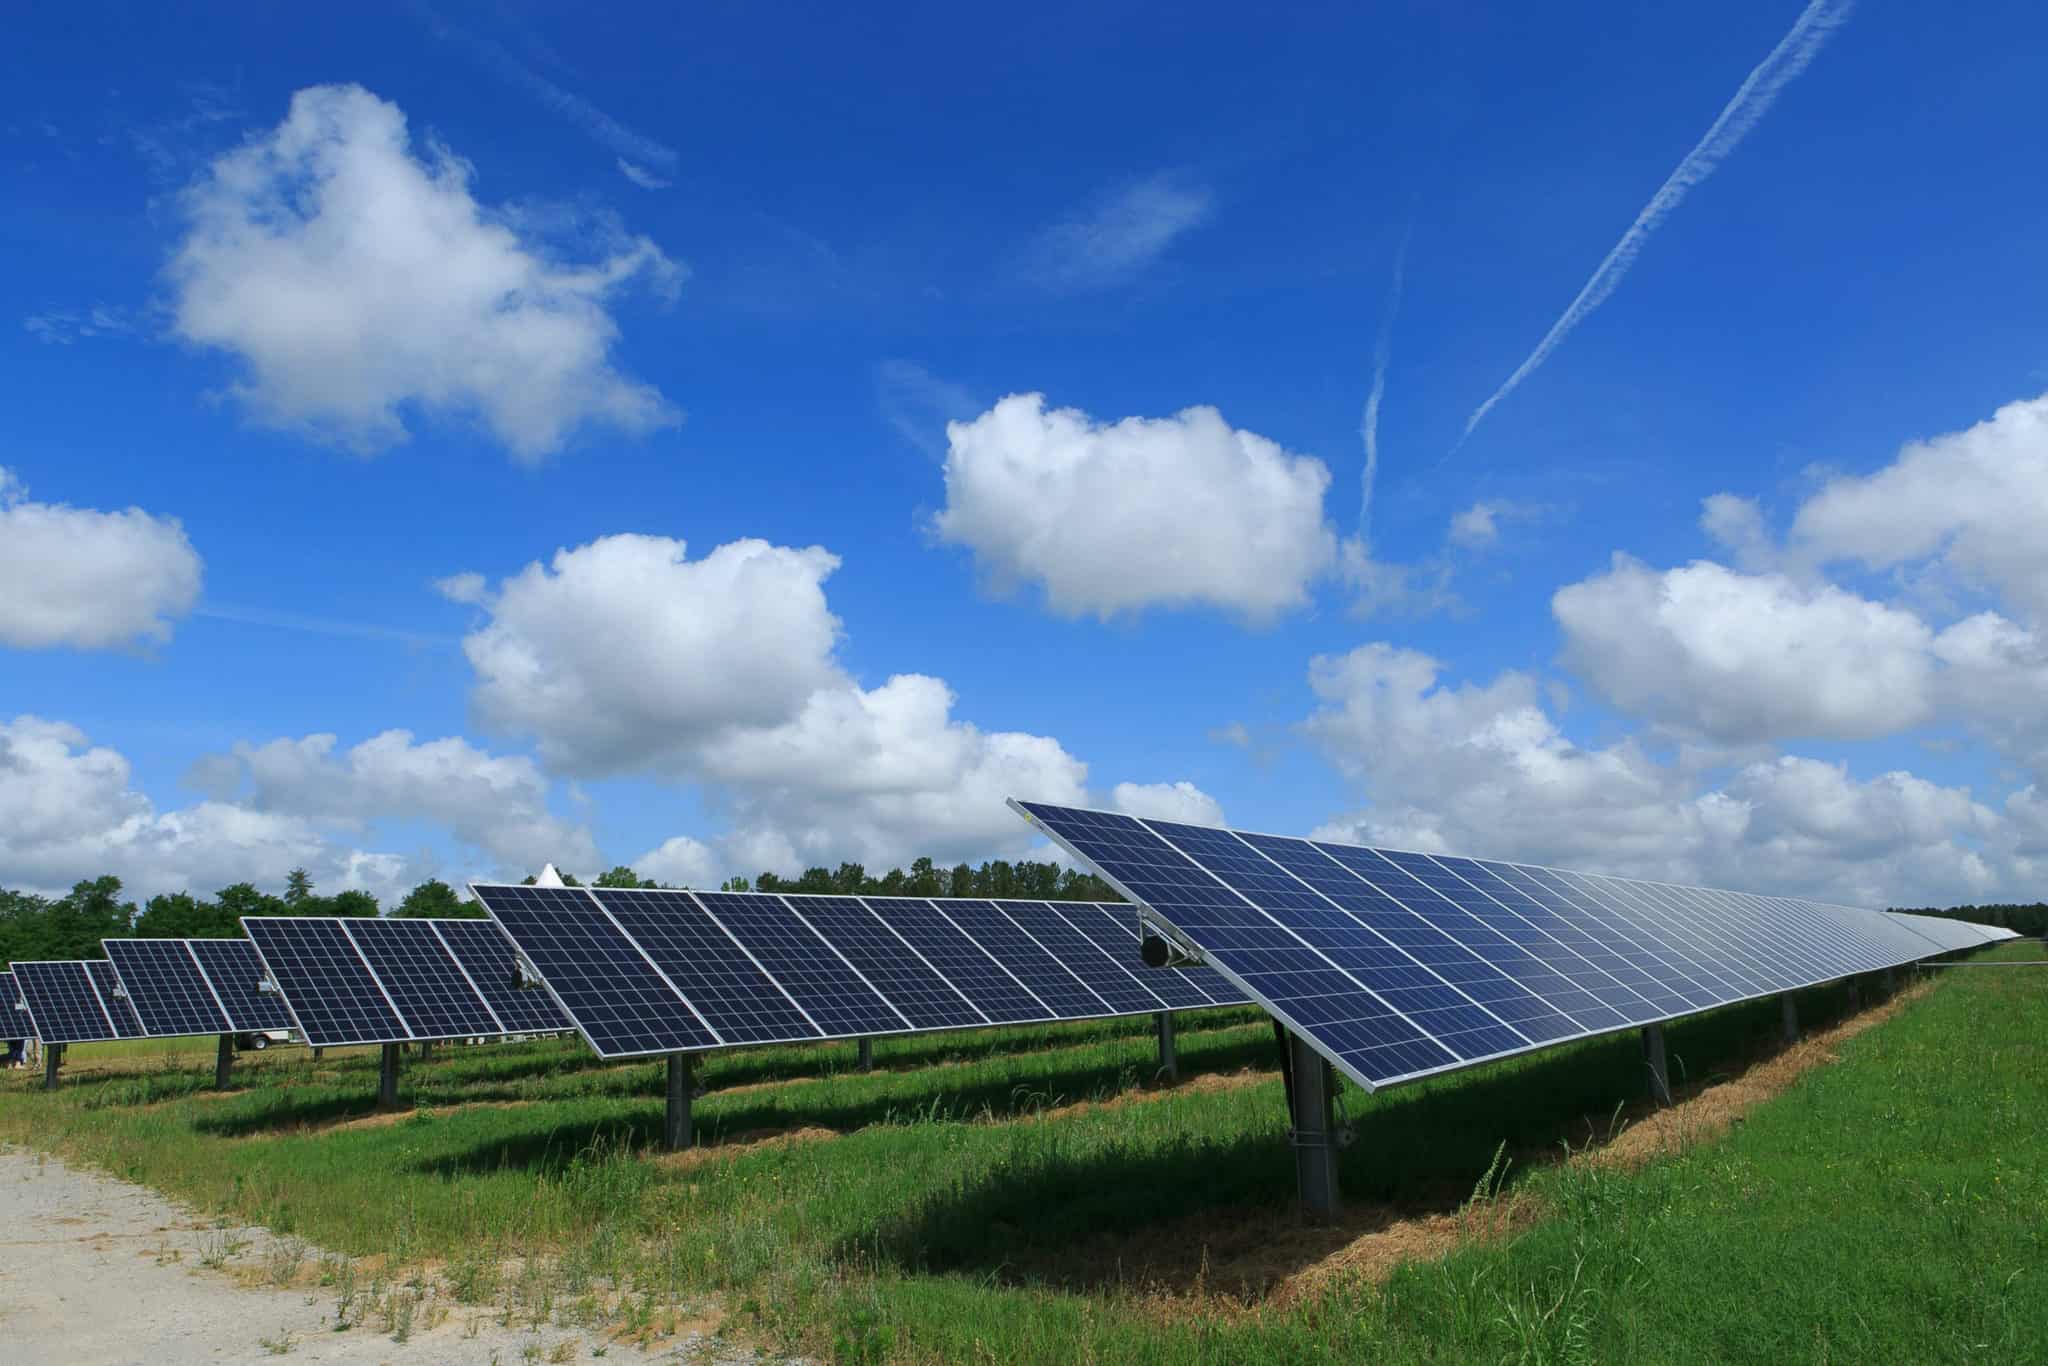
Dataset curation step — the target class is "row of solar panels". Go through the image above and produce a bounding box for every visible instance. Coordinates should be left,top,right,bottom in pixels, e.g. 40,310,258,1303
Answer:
6,895,1252,1054
1011,802,2022,1091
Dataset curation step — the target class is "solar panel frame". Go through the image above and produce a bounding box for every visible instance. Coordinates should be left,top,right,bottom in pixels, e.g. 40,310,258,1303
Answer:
778,894,988,1031
1014,800,1972,1094
85,958,148,1039
430,918,574,1036
1060,903,1244,1008
991,900,1172,1015
187,938,296,1034
11,961,121,1044
936,899,1119,1020
342,917,506,1041
240,918,414,1048
102,939,233,1037
0,971,23,1039
592,888,822,1045
691,892,913,1039
858,897,1058,1025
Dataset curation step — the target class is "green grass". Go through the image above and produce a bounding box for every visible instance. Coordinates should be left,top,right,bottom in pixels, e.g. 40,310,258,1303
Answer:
3,947,2043,1362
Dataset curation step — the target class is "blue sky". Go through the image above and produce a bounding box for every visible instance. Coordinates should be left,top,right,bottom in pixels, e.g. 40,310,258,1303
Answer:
7,0,2048,908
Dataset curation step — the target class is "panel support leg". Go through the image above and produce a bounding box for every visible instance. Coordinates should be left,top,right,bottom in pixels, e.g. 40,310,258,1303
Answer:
664,1053,694,1151
1640,1023,1671,1105
1846,977,1861,1012
1882,967,1895,994
1780,993,1799,1044
377,1042,401,1110
215,1034,234,1090
42,1043,62,1092
418,1039,433,1063
1155,1011,1178,1084
1286,1032,1340,1221
312,1046,324,1061
857,1037,873,1073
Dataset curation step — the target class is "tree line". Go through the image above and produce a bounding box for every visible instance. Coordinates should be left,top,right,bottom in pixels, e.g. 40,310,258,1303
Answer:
0,857,1121,965
1885,902,2048,937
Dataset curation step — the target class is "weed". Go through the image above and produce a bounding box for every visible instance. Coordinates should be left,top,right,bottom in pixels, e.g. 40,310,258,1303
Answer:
256,1326,298,1356
264,1236,307,1286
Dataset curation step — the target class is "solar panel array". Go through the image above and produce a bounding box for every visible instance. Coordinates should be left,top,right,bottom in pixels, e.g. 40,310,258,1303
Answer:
187,938,295,1033
85,959,147,1039
240,917,573,1049
472,884,1250,1060
1887,911,2020,953
100,937,299,1039
1013,800,2014,1092
2,971,24,1037
10,961,125,1045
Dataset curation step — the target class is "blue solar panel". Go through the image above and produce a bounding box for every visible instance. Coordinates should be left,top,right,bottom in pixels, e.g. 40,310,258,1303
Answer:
0,972,22,1038
11,961,120,1044
1015,800,1971,1091
1059,904,1233,1009
693,893,910,1038
431,918,573,1036
940,900,1115,1018
102,940,230,1037
472,885,716,1058
993,901,1169,1014
345,918,503,1041
86,958,149,1039
186,938,295,1034
241,918,410,1047
781,895,986,1031
593,888,820,1045
860,898,1054,1024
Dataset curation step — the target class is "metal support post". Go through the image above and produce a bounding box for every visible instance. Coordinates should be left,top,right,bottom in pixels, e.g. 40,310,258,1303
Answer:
1846,977,1861,1011
312,1047,324,1061
857,1037,873,1072
42,1043,62,1092
418,1039,433,1063
1780,993,1799,1044
1286,1032,1341,1220
1882,967,1895,993
1155,1011,1178,1084
377,1042,401,1109
664,1053,694,1151
1640,1023,1671,1105
214,1034,234,1090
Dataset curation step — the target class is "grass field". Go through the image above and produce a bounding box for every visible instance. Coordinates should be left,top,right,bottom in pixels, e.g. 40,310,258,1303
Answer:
4,944,2044,1362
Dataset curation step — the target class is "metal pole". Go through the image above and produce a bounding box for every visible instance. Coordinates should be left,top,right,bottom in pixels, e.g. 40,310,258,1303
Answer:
378,1042,401,1109
664,1053,694,1151
214,1034,234,1090
1640,1024,1671,1105
1882,967,1895,993
1846,977,1861,1011
1155,1011,1178,1084
1780,993,1799,1044
857,1037,873,1072
418,1039,433,1063
1287,1032,1340,1220
42,1043,61,1092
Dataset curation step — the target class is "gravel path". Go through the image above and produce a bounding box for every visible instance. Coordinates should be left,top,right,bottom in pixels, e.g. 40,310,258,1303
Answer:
0,1147,769,1364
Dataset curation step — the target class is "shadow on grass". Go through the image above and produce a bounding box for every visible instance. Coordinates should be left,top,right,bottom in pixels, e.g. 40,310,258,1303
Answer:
846,979,1888,1298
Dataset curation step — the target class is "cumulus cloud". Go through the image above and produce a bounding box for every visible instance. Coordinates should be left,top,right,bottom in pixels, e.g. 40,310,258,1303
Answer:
0,469,203,650
1792,391,2048,624
0,715,409,902
1301,644,2016,906
634,835,721,888
451,532,1093,874
191,728,598,872
1110,781,1225,827
1024,174,1212,291
1553,555,1937,743
934,394,1339,620
166,83,679,462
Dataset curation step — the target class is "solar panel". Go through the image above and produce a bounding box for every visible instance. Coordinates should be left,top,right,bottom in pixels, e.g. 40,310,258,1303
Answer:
470,885,718,1058
992,900,1168,1014
1058,904,1232,1009
432,918,574,1035
241,918,411,1047
860,898,1054,1024
85,959,147,1039
103,940,232,1037
693,893,910,1038
0,971,22,1037
11,961,121,1044
187,938,295,1033
344,918,504,1040
780,894,985,1030
594,888,820,1045
1013,800,1981,1092
931,900,1115,1018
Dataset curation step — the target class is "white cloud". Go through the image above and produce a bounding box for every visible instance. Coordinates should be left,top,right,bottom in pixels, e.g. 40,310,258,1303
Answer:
1553,555,1937,743
1110,781,1225,827
1446,499,1542,552
192,728,598,872
166,83,679,462
1025,173,1212,291
617,158,671,190
1699,493,1778,573
1792,392,2048,624
934,393,1338,620
0,470,203,650
22,305,139,345
0,715,408,902
434,571,488,605
452,532,1092,875
634,835,720,888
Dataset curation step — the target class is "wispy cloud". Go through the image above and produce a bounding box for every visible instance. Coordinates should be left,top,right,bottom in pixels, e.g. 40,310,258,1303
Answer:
23,305,140,345
411,3,678,188
1359,216,1414,549
1456,0,1855,449
194,603,452,648
1025,173,1213,292
875,360,982,459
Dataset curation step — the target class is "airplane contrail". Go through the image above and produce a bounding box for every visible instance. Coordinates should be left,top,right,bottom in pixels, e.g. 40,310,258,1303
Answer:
1454,0,1855,451
1359,217,1414,549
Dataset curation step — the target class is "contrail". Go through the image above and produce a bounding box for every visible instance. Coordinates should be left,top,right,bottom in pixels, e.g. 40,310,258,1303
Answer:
1454,0,1855,451
1359,216,1414,548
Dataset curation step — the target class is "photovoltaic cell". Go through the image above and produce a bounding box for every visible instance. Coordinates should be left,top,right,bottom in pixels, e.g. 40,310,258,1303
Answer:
938,900,1114,1018
345,918,504,1041
1,972,22,1037
471,885,717,1058
1058,905,1229,1009
187,938,295,1034
102,940,228,1037
11,961,120,1044
241,918,410,1047
693,893,909,1038
432,918,573,1036
593,888,819,1045
992,901,1167,1014
780,895,985,1031
1013,800,2000,1092
860,898,1054,1024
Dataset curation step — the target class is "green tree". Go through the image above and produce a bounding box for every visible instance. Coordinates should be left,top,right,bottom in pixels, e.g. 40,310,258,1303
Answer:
326,889,380,918
283,868,315,907
830,862,869,895
905,857,942,897
720,875,753,893
594,865,657,889
132,891,239,939
395,879,470,918
793,866,834,893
